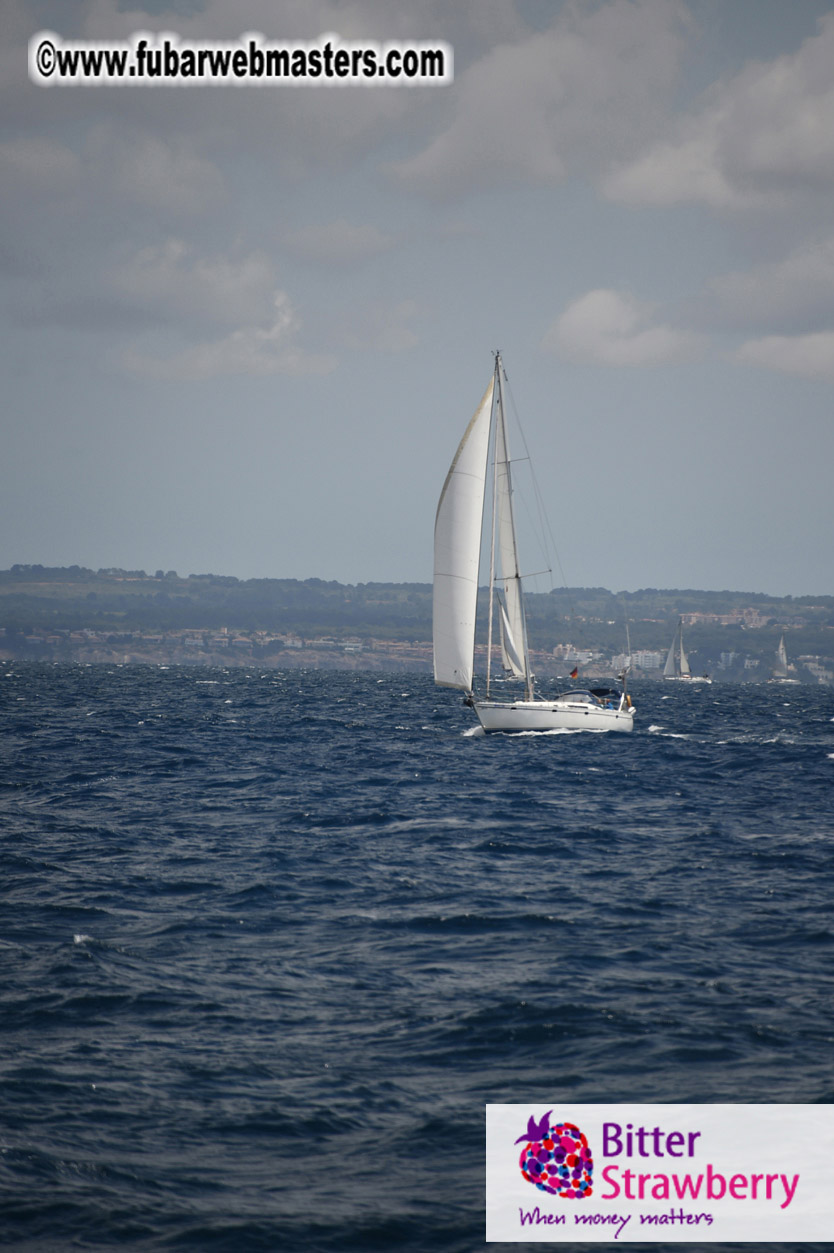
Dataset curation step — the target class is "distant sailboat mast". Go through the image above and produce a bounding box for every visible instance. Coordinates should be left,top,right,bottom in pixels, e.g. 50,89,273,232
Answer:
679,620,690,677
774,634,789,678
484,369,499,698
623,622,633,680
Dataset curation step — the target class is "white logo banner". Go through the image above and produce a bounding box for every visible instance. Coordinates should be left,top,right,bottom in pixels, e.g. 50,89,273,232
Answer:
486,1104,834,1242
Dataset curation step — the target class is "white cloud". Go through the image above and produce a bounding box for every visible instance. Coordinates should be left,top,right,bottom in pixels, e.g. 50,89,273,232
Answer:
111,133,225,215
124,292,336,379
113,239,276,327
604,11,834,210
73,125,226,217
0,136,80,191
335,298,419,353
393,0,686,195
735,331,834,384
111,239,335,377
286,218,393,266
543,288,701,367
709,237,834,331
602,118,747,209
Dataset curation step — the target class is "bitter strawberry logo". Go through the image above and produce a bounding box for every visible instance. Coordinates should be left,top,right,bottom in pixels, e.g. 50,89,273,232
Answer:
515,1112,593,1199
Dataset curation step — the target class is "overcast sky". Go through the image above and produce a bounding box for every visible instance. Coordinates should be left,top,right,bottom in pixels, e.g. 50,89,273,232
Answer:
3,0,833,596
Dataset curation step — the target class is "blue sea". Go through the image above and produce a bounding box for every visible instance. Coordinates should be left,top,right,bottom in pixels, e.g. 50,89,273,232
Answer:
2,663,833,1252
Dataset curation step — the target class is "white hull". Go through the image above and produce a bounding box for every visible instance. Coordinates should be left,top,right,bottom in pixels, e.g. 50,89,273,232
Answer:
474,697,634,733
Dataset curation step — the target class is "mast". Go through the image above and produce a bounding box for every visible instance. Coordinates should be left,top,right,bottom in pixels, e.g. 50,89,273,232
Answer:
622,622,632,688
485,355,500,698
679,618,690,677
493,352,534,700
775,634,789,677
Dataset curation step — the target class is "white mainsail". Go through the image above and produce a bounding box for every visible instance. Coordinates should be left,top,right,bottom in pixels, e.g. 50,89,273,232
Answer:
775,634,789,678
432,379,494,690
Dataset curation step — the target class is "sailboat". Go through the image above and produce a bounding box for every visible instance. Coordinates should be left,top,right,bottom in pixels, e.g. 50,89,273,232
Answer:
663,618,711,683
770,633,799,683
433,352,634,733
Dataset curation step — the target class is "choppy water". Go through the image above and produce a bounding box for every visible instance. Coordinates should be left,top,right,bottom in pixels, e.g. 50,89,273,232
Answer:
2,664,833,1251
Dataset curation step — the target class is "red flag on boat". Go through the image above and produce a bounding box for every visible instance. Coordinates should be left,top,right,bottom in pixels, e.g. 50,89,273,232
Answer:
570,666,578,679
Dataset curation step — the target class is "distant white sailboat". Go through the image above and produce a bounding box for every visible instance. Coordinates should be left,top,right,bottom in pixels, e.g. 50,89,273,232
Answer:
771,633,799,683
433,352,634,733
663,617,711,683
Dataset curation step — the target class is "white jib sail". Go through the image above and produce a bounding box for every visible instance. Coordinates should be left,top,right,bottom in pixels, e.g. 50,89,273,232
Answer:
498,595,524,676
663,634,677,677
493,379,527,682
433,378,494,690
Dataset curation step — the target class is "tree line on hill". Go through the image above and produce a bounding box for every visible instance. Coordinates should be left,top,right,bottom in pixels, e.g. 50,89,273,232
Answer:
1,566,833,670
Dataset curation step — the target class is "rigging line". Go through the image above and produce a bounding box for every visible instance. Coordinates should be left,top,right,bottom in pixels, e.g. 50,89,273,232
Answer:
501,368,568,593
493,566,552,583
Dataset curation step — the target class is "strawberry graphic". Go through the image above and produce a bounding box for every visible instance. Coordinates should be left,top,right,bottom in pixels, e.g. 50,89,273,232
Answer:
517,1116,593,1199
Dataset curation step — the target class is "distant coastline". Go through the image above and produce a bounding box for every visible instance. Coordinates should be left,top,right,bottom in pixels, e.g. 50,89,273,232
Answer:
2,565,832,683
